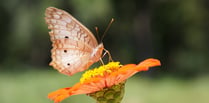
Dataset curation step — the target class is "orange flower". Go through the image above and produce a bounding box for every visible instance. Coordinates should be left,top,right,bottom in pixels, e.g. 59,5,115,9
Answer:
48,58,161,103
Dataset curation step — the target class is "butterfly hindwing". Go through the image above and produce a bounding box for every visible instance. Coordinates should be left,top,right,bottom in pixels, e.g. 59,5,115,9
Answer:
49,38,93,75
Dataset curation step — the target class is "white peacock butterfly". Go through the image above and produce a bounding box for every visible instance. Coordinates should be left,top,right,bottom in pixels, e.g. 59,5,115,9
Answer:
45,7,105,76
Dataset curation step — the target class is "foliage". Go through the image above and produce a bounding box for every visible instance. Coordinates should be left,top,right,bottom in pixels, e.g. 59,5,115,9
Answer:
0,0,209,76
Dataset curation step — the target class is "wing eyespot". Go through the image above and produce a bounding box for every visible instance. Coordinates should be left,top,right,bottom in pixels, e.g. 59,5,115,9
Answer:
64,50,67,53
65,36,69,38
67,63,70,66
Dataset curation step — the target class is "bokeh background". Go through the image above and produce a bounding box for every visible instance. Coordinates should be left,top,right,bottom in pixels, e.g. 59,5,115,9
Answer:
1,0,209,103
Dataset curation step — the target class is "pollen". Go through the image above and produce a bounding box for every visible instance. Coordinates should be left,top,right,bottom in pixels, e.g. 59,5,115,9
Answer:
80,62,121,83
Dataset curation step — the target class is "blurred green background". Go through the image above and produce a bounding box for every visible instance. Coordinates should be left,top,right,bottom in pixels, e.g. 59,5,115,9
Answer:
0,0,209,103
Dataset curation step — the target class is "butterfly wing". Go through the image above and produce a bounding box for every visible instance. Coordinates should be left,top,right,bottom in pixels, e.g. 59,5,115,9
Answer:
45,7,98,48
45,7,100,75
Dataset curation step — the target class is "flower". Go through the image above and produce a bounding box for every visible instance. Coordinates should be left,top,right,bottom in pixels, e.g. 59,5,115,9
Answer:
48,58,161,103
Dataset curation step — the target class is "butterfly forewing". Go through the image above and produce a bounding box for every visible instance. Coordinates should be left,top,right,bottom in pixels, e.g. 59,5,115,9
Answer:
45,7,98,47
45,7,104,76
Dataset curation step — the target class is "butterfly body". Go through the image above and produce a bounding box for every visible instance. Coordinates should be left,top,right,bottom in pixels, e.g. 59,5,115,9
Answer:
45,7,104,76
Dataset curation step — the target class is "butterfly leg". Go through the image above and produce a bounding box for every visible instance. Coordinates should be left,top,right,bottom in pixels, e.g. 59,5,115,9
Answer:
99,58,104,65
103,48,113,62
99,48,113,65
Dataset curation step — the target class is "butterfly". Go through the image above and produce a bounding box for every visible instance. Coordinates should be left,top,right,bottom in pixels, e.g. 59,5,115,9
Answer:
45,7,105,76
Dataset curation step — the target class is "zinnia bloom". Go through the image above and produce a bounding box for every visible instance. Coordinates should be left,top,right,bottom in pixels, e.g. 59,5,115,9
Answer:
48,58,161,103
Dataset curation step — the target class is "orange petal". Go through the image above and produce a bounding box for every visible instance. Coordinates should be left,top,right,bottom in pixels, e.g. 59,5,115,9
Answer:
105,58,161,86
48,81,104,103
135,58,161,71
48,87,71,103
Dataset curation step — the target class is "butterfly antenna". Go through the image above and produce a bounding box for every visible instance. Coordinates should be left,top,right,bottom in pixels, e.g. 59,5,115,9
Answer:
95,27,101,42
101,18,114,41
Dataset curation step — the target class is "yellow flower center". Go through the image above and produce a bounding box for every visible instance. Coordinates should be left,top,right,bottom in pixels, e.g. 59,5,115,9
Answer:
80,62,121,83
